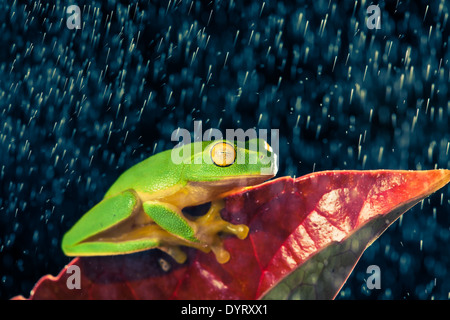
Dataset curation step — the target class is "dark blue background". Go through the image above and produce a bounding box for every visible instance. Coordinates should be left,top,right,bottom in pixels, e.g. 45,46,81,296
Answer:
1,0,449,299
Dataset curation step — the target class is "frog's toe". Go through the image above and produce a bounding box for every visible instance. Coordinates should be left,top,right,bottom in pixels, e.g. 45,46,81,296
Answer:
224,223,249,240
159,245,188,264
210,243,231,264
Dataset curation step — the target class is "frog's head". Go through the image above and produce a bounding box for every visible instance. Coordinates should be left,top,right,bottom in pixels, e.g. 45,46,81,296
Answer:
179,139,278,190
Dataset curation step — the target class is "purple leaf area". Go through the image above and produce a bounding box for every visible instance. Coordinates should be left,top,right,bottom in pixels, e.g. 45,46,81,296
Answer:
12,170,450,300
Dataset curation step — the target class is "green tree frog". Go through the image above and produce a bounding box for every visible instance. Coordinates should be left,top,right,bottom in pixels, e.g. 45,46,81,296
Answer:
62,139,277,264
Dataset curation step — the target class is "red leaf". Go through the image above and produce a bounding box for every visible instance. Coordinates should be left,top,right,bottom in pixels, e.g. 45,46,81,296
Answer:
12,170,450,300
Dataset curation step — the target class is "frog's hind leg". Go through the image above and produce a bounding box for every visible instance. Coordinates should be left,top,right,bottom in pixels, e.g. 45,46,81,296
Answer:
62,190,167,257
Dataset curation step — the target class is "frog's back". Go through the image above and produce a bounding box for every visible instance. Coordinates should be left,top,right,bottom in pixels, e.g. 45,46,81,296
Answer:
104,149,184,198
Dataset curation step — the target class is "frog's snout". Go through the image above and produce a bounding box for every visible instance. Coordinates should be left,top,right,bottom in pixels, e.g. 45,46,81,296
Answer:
271,152,279,176
260,151,278,177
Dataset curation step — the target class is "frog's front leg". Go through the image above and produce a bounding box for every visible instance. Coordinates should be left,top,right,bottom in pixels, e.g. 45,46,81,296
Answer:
142,200,249,264
193,199,249,263
194,199,249,243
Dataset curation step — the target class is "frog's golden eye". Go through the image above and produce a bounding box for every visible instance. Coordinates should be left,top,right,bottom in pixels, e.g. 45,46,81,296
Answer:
211,142,236,167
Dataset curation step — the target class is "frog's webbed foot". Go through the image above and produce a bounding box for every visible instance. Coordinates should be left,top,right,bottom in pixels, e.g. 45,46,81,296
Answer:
142,199,248,264
193,199,249,263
